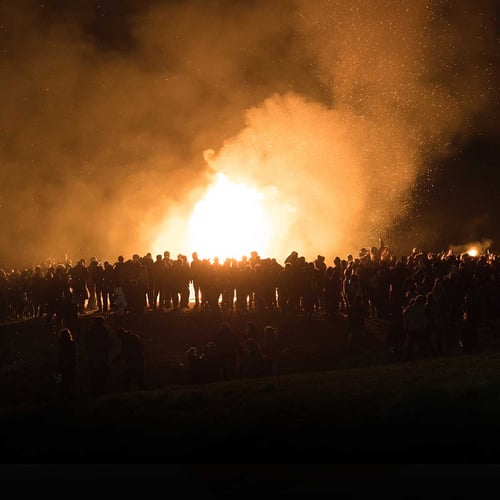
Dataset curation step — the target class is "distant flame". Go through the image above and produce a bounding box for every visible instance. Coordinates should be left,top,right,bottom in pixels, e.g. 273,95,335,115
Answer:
466,248,478,257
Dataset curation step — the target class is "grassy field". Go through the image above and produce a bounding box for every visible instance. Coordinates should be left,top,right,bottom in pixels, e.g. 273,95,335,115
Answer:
2,308,500,466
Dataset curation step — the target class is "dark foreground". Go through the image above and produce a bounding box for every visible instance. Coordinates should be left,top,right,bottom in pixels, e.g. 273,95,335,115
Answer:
3,350,500,464
2,308,500,489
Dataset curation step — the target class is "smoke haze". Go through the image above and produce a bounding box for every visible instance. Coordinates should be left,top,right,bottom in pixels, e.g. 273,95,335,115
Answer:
0,0,497,266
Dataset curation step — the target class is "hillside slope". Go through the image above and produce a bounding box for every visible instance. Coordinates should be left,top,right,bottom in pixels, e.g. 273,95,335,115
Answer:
2,349,500,463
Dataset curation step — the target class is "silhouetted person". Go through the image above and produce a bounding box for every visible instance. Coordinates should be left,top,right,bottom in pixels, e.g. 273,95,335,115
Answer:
243,321,257,342
431,277,448,353
198,342,220,383
114,286,128,328
424,292,437,357
102,261,115,313
114,328,145,391
348,295,365,352
262,325,278,358
182,346,201,384
261,325,278,375
70,259,89,314
325,267,343,317
87,257,100,311
84,316,112,397
56,328,77,400
152,254,164,309
387,311,405,357
214,322,241,380
61,290,81,342
190,252,202,307
459,294,479,353
179,254,191,308
31,266,46,319
142,253,156,309
404,295,426,360
242,338,268,378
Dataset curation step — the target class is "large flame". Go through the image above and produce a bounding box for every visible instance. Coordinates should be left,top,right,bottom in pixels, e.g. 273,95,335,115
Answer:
186,173,273,260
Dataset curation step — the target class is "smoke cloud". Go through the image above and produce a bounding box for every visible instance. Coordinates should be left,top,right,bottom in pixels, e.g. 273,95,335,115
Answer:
0,0,497,266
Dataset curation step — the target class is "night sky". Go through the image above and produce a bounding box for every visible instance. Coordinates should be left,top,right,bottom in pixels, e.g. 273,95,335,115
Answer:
0,0,498,267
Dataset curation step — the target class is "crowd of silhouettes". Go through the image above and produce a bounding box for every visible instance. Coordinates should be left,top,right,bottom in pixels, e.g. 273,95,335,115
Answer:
53,315,145,400
180,321,276,384
2,241,500,390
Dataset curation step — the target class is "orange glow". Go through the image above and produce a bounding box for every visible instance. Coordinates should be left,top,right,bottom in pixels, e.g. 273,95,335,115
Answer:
467,248,478,257
187,173,273,260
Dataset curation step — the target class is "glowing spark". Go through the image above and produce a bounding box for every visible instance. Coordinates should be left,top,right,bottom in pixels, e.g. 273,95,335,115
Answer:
467,248,478,257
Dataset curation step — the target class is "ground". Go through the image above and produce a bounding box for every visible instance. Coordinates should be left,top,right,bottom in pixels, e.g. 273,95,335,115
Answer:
1,306,500,475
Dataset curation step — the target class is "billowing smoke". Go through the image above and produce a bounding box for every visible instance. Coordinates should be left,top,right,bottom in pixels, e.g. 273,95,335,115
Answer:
0,0,497,267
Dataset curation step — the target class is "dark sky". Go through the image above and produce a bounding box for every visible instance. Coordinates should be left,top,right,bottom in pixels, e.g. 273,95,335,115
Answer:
0,0,498,266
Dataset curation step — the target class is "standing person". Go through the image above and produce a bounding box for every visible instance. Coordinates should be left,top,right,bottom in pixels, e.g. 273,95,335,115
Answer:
114,328,145,391
84,316,112,397
142,253,156,310
347,295,365,352
214,322,241,381
87,257,99,311
387,311,405,358
198,342,220,383
191,252,202,308
152,254,165,310
182,347,201,384
179,255,191,308
403,295,427,360
242,338,265,378
102,261,115,314
113,285,128,328
460,294,479,354
423,292,437,357
261,325,278,375
61,290,81,342
70,259,89,314
55,328,77,400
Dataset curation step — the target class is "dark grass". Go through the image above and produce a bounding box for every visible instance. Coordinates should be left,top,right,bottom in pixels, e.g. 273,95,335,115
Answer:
2,308,500,467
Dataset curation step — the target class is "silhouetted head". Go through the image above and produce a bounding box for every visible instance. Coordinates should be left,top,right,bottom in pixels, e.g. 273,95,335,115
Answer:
117,328,128,338
185,346,197,360
59,328,73,343
219,322,232,336
203,342,216,356
415,294,426,305
94,315,105,326
246,322,257,336
264,325,277,337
